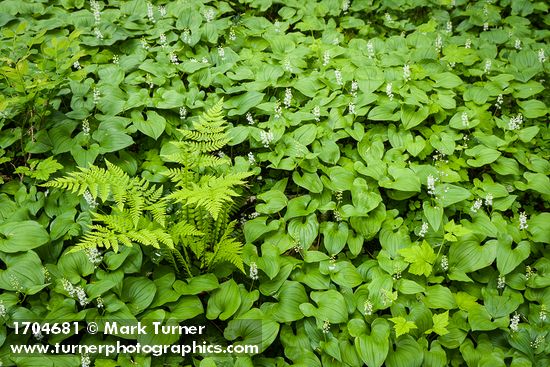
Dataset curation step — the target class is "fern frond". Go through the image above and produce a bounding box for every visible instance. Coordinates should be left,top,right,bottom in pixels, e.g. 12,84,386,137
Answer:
167,172,251,219
207,239,244,273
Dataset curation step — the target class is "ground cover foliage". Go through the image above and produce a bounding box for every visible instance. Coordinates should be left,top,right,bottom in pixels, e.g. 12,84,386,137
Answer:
0,0,549,365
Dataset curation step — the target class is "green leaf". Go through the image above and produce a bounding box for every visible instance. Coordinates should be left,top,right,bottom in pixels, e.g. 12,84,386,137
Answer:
496,239,530,275
518,99,547,118
225,91,265,116
399,241,436,277
424,285,457,310
132,110,166,140
0,220,49,253
224,308,279,353
206,279,241,320
321,221,348,255
272,281,307,322
385,337,424,367
465,145,501,167
432,72,463,88
256,190,287,214
425,312,449,336
390,317,417,338
120,277,156,315
401,105,430,130
423,202,443,231
355,318,390,367
292,171,323,193
288,214,319,249
438,184,472,207
299,289,348,323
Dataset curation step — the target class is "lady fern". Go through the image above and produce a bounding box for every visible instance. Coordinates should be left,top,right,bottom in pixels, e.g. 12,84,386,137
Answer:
45,99,250,275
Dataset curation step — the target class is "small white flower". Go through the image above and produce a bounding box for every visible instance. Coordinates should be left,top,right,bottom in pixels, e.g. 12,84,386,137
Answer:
217,46,225,60
229,28,236,41
93,27,103,40
386,82,394,101
510,312,520,332
259,130,274,148
313,105,321,121
284,88,292,108
508,113,523,130
9,274,23,293
179,107,187,120
538,49,546,63
140,37,149,49
495,94,503,109
204,8,215,22
531,335,544,349
483,22,489,31
169,52,179,65
342,0,350,12
427,175,437,195
540,305,547,322
81,354,91,367
350,80,358,97
446,21,452,34
112,54,119,65
484,59,492,73
245,112,254,125
90,0,101,24
367,40,375,58
274,21,281,32
519,211,528,230
485,193,493,207
364,300,373,316
514,39,522,50
82,119,90,136
96,296,104,309
323,50,330,66
249,262,259,280
159,33,167,47
83,190,97,208
435,34,443,53
465,39,472,49
247,152,255,165
158,5,166,17
419,222,429,237
335,69,343,86
146,2,155,23
73,60,82,70
274,100,282,119
461,112,469,127
322,320,331,334
0,301,6,317
497,275,506,289
348,102,355,115
182,29,191,44
283,59,292,72
249,212,260,219
85,247,102,267
34,330,44,341
93,88,101,104
403,64,411,81
201,57,208,64
62,278,76,297
471,199,483,213
75,286,89,306
441,255,449,271
525,265,534,280
384,13,392,22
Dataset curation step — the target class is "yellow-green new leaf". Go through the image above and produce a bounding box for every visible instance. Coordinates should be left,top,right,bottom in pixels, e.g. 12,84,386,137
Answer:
399,241,436,277
425,311,450,336
389,317,417,338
